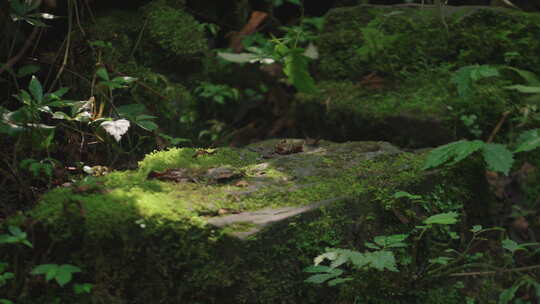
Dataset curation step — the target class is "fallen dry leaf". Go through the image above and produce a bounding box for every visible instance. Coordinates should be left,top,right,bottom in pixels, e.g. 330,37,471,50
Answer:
235,180,249,187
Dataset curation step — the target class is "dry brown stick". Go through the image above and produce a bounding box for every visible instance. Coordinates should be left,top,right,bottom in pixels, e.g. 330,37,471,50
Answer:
450,264,540,277
486,110,511,143
0,27,40,75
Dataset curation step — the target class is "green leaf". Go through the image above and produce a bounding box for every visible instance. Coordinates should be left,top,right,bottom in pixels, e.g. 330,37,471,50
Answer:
304,265,333,273
424,212,459,225
393,191,422,200
16,65,40,78
46,87,69,100
283,49,319,94
73,283,93,295
304,273,339,284
136,120,158,131
0,299,14,304
422,140,484,170
503,67,540,86
96,67,109,81
28,76,43,104
514,129,540,153
505,84,540,94
471,225,483,233
367,250,398,272
429,256,452,265
501,239,522,254
451,65,499,99
482,143,514,175
328,277,353,286
499,284,520,304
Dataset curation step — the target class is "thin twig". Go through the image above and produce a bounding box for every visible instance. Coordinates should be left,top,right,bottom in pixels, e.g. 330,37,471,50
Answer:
0,27,40,75
487,110,511,143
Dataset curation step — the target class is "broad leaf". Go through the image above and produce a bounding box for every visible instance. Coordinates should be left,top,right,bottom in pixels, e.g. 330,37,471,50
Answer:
96,67,109,81
28,76,43,104
422,140,484,170
304,273,338,284
328,277,353,286
482,143,514,175
504,84,540,94
367,250,398,272
424,212,458,225
514,129,540,153
283,49,318,94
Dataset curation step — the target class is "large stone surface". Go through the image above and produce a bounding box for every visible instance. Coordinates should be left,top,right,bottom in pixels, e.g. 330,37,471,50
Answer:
5,139,489,303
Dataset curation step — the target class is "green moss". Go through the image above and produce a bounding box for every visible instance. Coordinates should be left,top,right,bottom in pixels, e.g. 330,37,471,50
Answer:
295,68,516,147
143,0,208,58
8,140,491,303
318,6,540,80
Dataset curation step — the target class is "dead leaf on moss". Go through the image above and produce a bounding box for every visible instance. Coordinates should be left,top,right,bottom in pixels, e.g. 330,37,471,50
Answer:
275,139,304,155
359,72,385,90
205,167,243,183
235,180,249,187
148,168,196,183
193,149,217,158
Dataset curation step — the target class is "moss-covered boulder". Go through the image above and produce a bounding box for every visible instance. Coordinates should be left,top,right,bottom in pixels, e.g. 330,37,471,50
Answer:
317,5,540,81
2,139,492,303
295,68,516,147
289,4,540,148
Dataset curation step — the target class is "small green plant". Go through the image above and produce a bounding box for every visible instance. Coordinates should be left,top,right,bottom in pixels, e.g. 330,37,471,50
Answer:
0,226,92,303
422,129,540,175
195,82,239,105
30,264,82,287
0,76,72,150
217,15,321,94
305,211,459,287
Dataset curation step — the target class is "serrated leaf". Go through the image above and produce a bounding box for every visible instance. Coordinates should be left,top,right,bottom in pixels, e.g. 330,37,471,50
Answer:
367,251,398,272
101,119,130,142
422,140,484,170
330,254,349,269
424,212,458,225
482,143,514,175
514,129,540,153
451,65,499,99
283,50,318,94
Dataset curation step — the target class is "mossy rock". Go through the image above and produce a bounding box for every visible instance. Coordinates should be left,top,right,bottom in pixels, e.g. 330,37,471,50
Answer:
295,69,516,147
2,139,493,303
317,5,540,80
